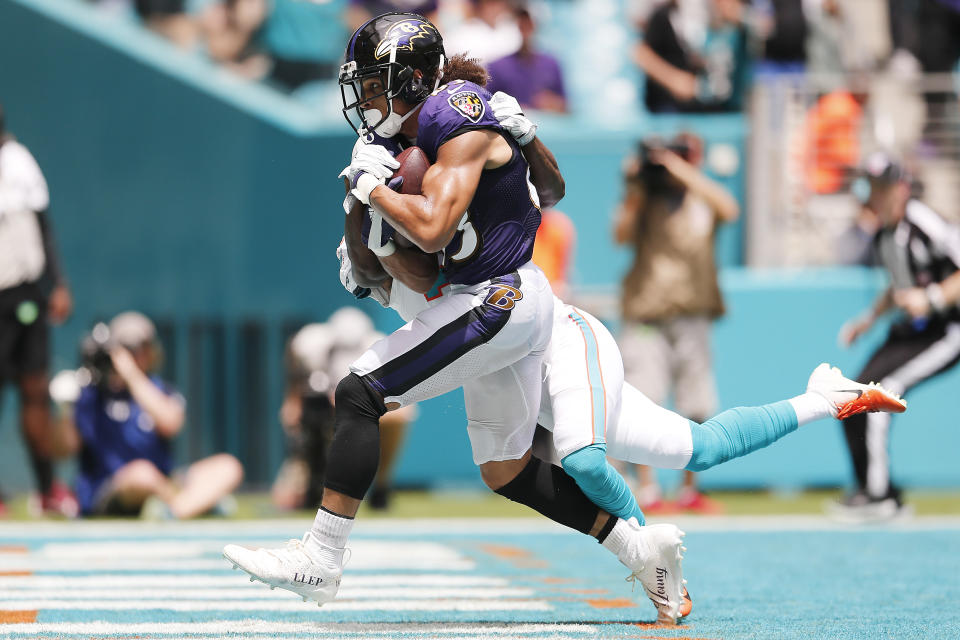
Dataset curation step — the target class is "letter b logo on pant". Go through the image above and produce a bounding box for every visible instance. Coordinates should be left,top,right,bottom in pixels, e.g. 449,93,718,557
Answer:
483,285,523,310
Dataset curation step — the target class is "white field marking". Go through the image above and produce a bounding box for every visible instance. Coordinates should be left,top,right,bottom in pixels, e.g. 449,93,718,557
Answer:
0,586,535,600
0,599,551,611
1,515,959,539
0,574,509,589
1,541,474,571
0,621,598,636
0,557,474,571
37,540,465,561
7,636,592,640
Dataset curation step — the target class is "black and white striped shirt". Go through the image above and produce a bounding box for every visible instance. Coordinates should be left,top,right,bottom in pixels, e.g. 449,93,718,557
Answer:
874,199,960,323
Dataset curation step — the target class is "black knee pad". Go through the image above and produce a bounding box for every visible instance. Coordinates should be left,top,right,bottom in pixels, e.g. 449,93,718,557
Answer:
334,373,387,419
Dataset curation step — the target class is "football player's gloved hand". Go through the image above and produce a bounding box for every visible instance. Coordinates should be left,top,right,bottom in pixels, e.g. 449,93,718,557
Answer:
359,176,404,257
338,143,400,205
361,207,397,257
489,91,537,146
337,238,390,307
337,238,371,300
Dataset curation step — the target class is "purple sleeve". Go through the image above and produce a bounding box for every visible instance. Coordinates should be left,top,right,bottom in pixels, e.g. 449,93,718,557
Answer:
417,81,503,162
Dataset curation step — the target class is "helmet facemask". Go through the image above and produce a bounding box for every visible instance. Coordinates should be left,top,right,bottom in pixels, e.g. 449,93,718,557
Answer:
339,13,446,138
339,50,444,138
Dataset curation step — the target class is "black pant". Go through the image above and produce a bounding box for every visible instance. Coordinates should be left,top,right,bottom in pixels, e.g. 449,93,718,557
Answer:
843,320,960,500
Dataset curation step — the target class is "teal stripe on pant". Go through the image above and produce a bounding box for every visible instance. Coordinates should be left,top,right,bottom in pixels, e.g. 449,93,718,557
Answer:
686,400,799,472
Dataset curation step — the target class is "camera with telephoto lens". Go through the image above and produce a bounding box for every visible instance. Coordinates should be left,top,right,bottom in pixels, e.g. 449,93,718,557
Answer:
79,322,115,389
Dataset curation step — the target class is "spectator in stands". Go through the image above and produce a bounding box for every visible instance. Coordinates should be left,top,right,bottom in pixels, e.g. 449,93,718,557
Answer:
344,0,440,33
633,0,750,113
803,87,866,195
273,308,414,511
202,0,342,90
613,133,739,513
487,6,568,113
134,0,199,49
49,312,243,518
201,0,271,81
913,0,960,148
0,104,77,518
443,0,521,66
756,0,806,71
832,153,960,521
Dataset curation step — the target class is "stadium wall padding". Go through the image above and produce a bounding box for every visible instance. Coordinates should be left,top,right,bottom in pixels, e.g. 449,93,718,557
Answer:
1,0,957,493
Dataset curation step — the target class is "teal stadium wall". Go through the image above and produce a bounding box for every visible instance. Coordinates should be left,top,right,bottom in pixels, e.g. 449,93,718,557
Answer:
1,0,958,495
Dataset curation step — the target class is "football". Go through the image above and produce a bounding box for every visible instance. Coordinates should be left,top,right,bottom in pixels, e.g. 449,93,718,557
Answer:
393,146,431,195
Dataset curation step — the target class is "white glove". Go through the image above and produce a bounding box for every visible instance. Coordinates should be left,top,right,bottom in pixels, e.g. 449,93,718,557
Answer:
336,238,390,307
338,143,400,205
489,91,537,146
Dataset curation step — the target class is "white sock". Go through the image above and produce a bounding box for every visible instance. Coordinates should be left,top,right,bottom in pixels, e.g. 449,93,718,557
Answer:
600,518,632,557
789,392,837,424
306,508,353,565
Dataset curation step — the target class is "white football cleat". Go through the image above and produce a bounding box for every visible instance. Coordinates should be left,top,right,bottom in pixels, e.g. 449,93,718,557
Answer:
617,519,690,624
223,532,343,605
806,362,906,420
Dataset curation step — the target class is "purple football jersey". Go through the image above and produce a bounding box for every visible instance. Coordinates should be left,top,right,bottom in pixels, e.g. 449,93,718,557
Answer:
416,80,542,285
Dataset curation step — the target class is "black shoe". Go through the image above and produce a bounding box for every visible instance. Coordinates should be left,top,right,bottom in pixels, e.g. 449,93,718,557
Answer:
826,490,911,523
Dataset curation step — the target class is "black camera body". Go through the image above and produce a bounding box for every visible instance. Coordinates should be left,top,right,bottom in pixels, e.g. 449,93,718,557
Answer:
637,136,693,194
80,322,115,388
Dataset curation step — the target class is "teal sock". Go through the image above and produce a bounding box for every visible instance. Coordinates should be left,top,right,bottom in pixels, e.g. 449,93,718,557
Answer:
686,400,799,472
562,444,645,526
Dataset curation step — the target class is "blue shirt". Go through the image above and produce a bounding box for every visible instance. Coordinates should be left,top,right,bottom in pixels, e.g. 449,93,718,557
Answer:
73,377,182,514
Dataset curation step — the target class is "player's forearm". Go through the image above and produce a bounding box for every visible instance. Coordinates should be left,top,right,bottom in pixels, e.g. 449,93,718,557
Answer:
380,246,439,295
345,190,389,287
368,188,458,254
521,138,565,208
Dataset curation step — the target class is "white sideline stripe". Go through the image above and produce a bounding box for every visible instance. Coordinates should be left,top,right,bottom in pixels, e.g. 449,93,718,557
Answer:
37,540,465,561
0,586,534,600
0,599,551,612
0,558,474,571
6,635,590,640
0,574,509,589
0,622,595,636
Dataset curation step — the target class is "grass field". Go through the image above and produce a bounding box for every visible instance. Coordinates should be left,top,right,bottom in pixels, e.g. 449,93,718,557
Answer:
1,490,959,639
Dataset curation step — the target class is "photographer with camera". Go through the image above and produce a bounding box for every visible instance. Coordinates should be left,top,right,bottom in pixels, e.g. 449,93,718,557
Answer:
49,311,243,518
613,132,739,513
273,307,414,511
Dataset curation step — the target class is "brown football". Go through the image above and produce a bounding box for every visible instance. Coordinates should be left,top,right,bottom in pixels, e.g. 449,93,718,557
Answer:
393,146,431,195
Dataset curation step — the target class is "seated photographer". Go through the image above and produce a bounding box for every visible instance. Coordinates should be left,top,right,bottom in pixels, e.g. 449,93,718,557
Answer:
272,307,414,511
49,311,243,518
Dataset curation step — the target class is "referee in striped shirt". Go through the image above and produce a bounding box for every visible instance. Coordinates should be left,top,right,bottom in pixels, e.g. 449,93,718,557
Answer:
834,152,960,520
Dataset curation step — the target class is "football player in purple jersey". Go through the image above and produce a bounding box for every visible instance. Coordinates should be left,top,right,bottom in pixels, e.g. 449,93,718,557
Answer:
224,11,691,624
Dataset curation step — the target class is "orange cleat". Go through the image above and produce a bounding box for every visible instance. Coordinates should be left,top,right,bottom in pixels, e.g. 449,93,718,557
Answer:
679,586,693,618
806,363,907,420
675,489,724,515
